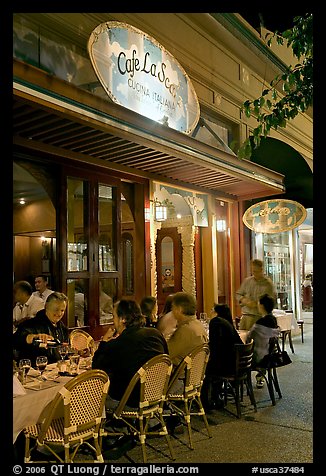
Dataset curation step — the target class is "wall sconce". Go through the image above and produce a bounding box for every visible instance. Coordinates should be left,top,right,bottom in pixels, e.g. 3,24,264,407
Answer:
151,197,175,221
155,203,167,221
216,219,226,232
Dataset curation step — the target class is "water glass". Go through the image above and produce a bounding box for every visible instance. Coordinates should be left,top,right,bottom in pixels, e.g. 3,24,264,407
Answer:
18,359,31,385
69,354,80,375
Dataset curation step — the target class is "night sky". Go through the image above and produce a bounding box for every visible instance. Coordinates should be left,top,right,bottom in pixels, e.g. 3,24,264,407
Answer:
238,13,306,34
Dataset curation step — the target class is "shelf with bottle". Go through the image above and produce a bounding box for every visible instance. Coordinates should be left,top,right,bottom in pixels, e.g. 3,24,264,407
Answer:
67,242,88,272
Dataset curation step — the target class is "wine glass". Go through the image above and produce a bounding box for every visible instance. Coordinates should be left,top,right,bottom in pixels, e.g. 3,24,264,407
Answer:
199,313,209,337
58,345,68,360
18,359,31,385
35,356,48,383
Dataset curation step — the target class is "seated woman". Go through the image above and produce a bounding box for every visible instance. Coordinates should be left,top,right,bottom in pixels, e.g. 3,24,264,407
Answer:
140,295,158,328
201,303,243,409
92,299,168,410
246,293,280,388
156,294,177,341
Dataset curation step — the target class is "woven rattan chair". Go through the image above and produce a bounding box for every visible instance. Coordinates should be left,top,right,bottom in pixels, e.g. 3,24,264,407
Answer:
102,353,175,463
165,343,212,450
219,339,257,418
23,370,109,463
69,329,95,355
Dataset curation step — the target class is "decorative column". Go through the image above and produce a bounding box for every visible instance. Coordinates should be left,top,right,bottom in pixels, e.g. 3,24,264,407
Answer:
176,217,196,297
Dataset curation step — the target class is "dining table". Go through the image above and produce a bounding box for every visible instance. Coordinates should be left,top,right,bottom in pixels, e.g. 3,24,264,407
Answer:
13,359,91,444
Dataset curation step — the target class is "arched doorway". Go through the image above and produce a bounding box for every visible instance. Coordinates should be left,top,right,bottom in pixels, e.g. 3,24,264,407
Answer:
155,227,182,313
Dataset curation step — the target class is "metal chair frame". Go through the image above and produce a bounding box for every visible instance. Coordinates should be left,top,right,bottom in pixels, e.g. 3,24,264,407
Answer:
165,343,212,450
219,339,257,418
254,337,283,405
24,369,110,463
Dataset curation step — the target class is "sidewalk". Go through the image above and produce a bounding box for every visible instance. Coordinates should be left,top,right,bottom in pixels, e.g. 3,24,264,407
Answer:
109,322,313,465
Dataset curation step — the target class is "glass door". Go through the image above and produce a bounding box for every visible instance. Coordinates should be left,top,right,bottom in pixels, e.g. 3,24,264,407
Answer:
253,231,293,311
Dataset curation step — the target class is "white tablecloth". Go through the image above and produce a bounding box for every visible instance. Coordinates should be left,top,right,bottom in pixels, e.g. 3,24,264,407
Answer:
13,376,72,443
274,312,299,332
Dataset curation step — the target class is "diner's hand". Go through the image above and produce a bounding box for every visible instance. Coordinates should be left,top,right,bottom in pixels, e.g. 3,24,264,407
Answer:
101,327,119,342
26,333,54,345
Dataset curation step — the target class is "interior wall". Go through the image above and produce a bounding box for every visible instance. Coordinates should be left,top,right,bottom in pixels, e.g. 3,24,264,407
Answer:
14,235,43,283
13,198,55,234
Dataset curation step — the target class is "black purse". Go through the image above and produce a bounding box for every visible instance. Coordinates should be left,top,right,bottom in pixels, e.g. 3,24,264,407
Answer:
269,339,292,367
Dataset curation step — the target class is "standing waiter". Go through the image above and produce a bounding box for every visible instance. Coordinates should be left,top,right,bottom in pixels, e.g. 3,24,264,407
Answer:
236,259,276,331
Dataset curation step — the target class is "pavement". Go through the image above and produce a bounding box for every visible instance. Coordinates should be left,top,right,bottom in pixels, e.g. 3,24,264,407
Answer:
99,321,314,467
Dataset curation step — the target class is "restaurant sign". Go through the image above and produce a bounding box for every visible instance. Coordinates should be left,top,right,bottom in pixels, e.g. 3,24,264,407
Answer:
88,22,200,134
243,199,307,233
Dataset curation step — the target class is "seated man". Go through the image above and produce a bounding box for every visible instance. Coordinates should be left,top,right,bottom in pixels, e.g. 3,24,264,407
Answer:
13,280,44,330
92,299,168,410
167,292,208,367
13,292,69,366
167,292,207,395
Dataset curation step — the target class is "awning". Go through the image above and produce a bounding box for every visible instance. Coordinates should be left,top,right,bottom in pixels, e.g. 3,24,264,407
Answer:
249,137,313,209
13,59,285,203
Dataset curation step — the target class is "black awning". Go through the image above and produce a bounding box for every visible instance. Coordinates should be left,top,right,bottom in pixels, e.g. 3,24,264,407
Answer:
250,137,313,209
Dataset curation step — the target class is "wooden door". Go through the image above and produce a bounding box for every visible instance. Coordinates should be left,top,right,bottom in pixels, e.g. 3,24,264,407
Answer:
156,227,182,314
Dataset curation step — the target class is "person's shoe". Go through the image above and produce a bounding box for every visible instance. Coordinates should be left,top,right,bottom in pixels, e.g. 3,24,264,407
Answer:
102,435,136,460
256,376,264,389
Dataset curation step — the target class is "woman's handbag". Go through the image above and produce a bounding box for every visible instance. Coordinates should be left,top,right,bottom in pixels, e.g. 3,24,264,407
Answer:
269,338,292,367
258,338,292,368
270,348,292,367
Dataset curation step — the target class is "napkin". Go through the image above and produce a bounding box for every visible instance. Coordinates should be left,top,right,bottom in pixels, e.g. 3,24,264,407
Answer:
43,368,59,380
28,367,40,377
13,375,26,396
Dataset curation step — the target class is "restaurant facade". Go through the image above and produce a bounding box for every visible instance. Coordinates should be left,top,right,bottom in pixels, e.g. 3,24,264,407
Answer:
13,13,313,338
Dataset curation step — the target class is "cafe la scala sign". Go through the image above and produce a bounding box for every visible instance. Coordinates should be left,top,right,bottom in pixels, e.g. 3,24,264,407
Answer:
88,22,200,134
243,199,307,234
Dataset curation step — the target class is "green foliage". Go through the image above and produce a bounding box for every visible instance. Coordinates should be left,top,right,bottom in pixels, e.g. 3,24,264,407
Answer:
238,14,313,159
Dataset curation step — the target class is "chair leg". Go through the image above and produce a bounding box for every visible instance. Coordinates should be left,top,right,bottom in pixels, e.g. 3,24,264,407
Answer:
24,435,32,463
139,417,147,463
183,400,194,450
234,382,242,418
281,332,286,352
271,367,282,399
246,374,257,412
288,331,295,353
266,368,276,405
196,396,212,438
158,413,176,461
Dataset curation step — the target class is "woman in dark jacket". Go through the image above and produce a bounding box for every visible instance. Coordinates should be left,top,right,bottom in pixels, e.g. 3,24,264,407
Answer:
201,303,243,409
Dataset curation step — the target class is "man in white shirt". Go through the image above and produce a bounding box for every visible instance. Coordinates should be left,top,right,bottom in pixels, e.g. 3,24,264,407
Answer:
33,275,54,302
13,280,44,330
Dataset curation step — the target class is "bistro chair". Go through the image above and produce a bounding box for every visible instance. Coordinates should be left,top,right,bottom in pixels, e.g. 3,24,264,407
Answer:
219,339,257,419
23,370,109,463
165,343,212,450
101,354,175,463
254,337,283,406
69,329,95,355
